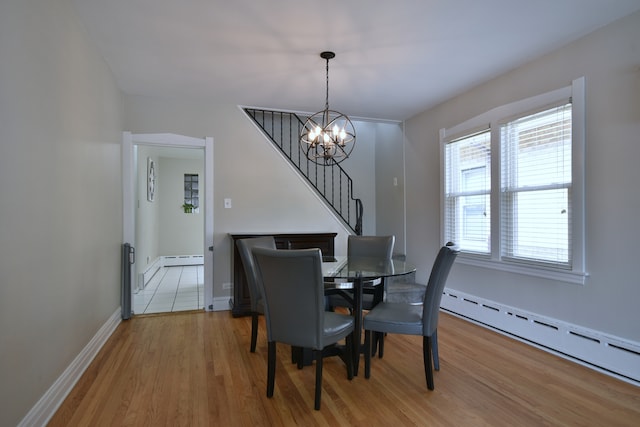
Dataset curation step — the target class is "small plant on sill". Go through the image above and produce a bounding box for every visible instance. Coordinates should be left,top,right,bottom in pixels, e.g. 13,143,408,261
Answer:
182,203,195,213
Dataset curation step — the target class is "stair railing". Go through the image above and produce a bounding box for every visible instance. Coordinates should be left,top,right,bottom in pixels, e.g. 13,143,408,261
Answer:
244,108,363,235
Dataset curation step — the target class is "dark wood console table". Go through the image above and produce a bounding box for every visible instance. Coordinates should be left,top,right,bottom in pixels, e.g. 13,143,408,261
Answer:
229,232,337,317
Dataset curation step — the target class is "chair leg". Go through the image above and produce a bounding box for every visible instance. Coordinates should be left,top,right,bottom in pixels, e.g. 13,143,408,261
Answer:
371,332,378,357
290,346,304,368
371,331,384,358
296,347,304,369
423,336,434,390
370,284,385,359
250,312,259,353
364,329,372,379
377,332,385,358
346,333,354,380
314,351,323,410
267,341,276,397
432,329,440,371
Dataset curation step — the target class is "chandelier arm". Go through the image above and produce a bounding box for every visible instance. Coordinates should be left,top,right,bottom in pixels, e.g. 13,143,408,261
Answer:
333,143,349,157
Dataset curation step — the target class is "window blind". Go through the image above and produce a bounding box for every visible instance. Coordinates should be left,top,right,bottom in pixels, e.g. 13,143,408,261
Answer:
445,130,491,254
500,102,572,267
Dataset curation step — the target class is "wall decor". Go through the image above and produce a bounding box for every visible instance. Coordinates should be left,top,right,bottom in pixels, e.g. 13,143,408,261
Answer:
147,157,155,202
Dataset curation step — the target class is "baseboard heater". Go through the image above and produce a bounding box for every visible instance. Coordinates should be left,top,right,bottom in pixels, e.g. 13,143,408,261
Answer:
440,288,640,386
138,258,161,292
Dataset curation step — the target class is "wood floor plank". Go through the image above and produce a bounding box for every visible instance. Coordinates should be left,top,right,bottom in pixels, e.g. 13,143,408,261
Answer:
48,311,640,426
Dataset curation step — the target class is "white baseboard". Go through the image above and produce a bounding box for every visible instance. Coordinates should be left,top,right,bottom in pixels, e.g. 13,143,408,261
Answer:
18,309,122,427
210,296,231,312
440,288,640,386
163,254,204,267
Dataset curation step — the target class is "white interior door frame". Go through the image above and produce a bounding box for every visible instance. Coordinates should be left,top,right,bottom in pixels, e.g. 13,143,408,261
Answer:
122,132,215,311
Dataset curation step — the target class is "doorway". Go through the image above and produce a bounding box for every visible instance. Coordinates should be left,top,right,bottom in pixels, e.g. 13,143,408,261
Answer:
122,133,214,315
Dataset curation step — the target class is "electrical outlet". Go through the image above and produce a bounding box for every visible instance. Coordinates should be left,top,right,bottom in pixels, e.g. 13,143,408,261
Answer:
224,198,232,209
222,282,232,290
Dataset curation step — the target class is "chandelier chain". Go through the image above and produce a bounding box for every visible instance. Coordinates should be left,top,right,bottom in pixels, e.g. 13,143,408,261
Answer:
325,56,330,112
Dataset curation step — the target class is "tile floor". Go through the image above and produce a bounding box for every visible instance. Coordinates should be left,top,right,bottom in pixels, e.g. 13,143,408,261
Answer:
133,265,205,315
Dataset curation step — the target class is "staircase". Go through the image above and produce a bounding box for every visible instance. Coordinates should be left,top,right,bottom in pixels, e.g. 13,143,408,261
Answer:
243,108,363,235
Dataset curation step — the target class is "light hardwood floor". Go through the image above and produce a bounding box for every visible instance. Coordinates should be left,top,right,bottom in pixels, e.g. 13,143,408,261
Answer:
48,310,640,426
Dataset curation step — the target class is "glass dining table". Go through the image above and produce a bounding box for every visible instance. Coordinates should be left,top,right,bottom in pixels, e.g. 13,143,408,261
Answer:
322,255,416,375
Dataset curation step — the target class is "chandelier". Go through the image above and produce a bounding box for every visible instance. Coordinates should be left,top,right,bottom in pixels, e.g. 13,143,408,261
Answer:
300,51,356,166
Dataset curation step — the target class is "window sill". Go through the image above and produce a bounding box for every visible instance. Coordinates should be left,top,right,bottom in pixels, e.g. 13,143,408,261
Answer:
457,254,588,285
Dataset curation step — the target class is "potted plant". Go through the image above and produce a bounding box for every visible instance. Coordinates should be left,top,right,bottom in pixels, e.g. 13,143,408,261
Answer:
182,203,195,213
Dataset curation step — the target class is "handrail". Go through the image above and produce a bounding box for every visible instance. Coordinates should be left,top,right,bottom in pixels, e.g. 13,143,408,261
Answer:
244,108,363,235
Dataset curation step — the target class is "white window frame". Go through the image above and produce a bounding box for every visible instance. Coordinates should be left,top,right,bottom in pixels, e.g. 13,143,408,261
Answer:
440,77,587,285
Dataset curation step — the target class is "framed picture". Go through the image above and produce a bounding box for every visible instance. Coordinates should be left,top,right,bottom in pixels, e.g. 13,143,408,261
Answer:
147,157,155,202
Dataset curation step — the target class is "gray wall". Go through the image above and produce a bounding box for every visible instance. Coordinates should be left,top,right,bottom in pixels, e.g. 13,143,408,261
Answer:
0,0,124,425
404,11,640,342
375,123,407,255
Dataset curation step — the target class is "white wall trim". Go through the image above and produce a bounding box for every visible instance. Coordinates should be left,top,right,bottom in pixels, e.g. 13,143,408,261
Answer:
123,132,215,312
441,288,640,386
18,309,122,427
454,255,588,285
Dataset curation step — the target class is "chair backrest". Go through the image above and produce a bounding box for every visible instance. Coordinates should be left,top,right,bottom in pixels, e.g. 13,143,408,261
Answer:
422,244,459,335
236,237,277,311
348,235,395,259
252,247,325,350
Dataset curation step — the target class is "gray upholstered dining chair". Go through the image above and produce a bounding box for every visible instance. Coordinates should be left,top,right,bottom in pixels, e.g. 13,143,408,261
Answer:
363,244,459,390
252,247,355,410
236,236,277,352
328,235,395,311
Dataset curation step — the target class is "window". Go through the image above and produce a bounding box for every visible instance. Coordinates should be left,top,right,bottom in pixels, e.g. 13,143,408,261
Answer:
445,131,491,254
184,174,199,213
501,103,572,267
441,78,586,284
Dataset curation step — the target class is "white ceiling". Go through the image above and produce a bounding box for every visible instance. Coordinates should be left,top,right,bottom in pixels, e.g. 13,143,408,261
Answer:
71,0,640,122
